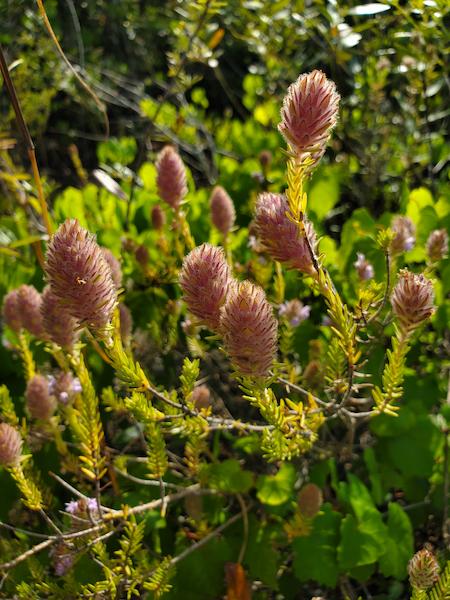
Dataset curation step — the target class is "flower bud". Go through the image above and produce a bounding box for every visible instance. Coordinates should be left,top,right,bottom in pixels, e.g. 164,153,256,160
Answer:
191,385,211,410
254,193,317,274
354,253,374,281
156,146,188,210
0,423,22,466
179,244,232,331
151,204,166,231
278,70,340,169
135,244,149,266
297,483,323,519
408,548,440,590
279,299,310,327
220,280,277,378
119,302,133,343
101,248,122,289
26,374,56,420
210,186,236,236
426,229,448,262
259,150,272,171
390,216,415,254
41,286,79,350
2,289,22,332
17,285,46,338
391,269,434,330
3,286,46,337
45,219,117,331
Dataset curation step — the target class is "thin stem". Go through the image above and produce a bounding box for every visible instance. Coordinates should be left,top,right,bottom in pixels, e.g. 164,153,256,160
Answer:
367,250,391,324
0,44,52,236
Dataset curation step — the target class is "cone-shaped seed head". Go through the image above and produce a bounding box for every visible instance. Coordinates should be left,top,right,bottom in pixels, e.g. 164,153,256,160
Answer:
26,374,56,420
119,302,133,342
191,385,212,410
3,285,45,337
2,289,22,332
45,219,117,331
278,70,340,166
17,285,45,337
180,243,232,331
426,228,448,262
390,216,415,254
135,244,149,266
102,248,122,289
210,186,236,236
408,548,440,590
220,280,278,378
151,204,166,230
297,483,323,519
0,423,22,466
41,286,79,350
156,146,188,210
254,193,317,274
391,269,434,330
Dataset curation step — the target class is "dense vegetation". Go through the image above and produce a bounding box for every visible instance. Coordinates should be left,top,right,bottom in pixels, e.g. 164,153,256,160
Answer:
0,1,449,599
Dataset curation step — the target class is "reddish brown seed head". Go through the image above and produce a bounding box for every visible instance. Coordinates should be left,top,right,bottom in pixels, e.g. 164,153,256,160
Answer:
254,193,317,274
156,146,188,210
426,228,448,262
210,186,236,236
297,483,323,519
2,285,46,337
119,303,133,343
44,219,117,331
151,204,166,231
26,374,56,420
179,243,232,331
220,280,278,378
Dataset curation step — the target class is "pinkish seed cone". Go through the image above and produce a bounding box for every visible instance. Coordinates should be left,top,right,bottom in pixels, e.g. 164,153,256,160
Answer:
408,548,440,590
220,280,278,378
101,248,122,289
17,285,45,338
26,374,56,420
41,286,79,350
45,219,117,331
151,204,166,231
390,216,416,254
254,193,317,274
210,186,236,236
426,228,448,262
391,269,435,330
2,289,22,332
156,146,188,210
179,243,232,332
0,423,22,466
278,70,340,168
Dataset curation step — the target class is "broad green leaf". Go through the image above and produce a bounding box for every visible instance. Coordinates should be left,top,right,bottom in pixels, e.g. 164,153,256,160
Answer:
244,516,279,588
292,504,341,587
256,463,296,506
202,459,253,494
53,187,87,227
338,513,382,568
379,503,413,579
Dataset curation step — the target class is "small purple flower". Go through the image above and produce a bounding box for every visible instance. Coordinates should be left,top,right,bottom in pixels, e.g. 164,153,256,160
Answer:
279,299,311,326
354,253,374,281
